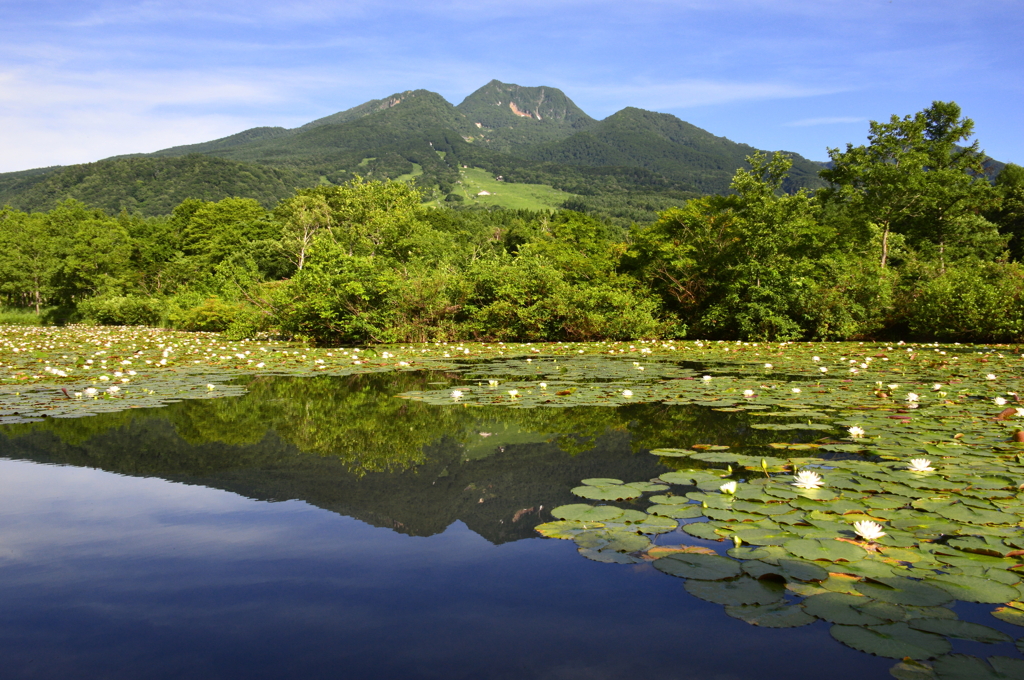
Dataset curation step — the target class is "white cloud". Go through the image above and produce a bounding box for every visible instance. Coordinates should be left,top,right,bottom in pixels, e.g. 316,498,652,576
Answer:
0,66,324,171
572,79,849,113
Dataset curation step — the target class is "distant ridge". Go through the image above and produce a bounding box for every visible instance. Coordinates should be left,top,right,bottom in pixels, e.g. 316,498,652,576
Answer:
5,79,972,218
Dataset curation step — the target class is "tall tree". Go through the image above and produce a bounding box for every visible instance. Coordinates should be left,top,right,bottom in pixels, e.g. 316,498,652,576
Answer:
821,101,1001,269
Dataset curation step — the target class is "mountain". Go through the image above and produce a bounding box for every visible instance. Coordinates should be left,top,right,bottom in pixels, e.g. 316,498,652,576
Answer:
0,80,833,218
0,154,315,216
454,79,595,152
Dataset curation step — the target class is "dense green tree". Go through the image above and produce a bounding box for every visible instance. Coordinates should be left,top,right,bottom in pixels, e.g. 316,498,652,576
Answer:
821,101,1001,269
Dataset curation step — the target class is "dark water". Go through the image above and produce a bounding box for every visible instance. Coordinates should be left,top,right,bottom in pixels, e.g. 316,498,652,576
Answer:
0,373,894,680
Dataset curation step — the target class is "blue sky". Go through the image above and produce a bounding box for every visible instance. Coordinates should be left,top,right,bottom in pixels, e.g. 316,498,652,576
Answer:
1,0,1021,173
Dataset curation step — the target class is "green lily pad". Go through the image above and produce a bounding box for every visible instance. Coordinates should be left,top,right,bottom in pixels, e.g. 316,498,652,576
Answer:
551,505,624,522
724,601,816,628
653,552,742,580
535,520,604,539
647,504,703,519
830,622,952,659
802,592,886,625
936,505,1018,526
991,606,1024,627
931,654,1024,680
684,575,785,605
784,538,868,562
907,618,1011,643
573,529,651,553
580,478,624,486
925,575,1021,604
572,485,643,501
683,522,723,540
855,577,954,607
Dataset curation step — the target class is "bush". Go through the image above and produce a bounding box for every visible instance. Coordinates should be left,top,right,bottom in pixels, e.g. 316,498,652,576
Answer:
78,295,165,326
169,296,244,332
901,263,1024,342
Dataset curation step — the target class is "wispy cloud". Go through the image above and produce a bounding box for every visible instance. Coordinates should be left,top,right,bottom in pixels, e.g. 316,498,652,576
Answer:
785,116,867,127
573,79,850,114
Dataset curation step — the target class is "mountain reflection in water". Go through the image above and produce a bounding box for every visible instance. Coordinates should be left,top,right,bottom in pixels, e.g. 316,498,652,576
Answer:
0,373,892,680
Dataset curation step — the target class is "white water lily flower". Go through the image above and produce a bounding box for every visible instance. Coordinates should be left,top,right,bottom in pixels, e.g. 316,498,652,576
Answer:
819,367,828,373
622,389,633,397
848,426,865,437
764,363,773,369
106,386,119,394
812,356,820,362
451,390,463,399
995,396,1008,406
906,393,919,402
702,375,713,382
932,383,943,391
853,520,886,542
743,389,755,397
84,388,98,397
1016,407,1024,418
792,470,824,489
987,374,998,380
507,389,519,398
791,387,801,393
720,481,738,494
907,458,934,472
539,383,547,389
488,379,499,386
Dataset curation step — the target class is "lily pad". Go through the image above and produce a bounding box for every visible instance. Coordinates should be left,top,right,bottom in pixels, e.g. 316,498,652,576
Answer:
551,505,624,522
684,575,785,605
830,622,952,659
925,575,1021,604
724,601,816,628
653,552,742,580
907,618,1011,644
855,577,954,607
802,592,885,625
784,538,868,562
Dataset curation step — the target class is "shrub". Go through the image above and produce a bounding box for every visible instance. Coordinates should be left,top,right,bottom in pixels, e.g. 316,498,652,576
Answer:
78,295,165,327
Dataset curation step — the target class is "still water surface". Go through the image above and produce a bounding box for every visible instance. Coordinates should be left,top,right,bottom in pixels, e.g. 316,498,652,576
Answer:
0,373,898,679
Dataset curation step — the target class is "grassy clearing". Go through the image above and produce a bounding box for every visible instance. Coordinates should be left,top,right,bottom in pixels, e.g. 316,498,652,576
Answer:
448,167,575,210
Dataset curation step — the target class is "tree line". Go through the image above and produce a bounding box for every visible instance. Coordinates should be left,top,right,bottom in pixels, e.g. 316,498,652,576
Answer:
1,101,1022,344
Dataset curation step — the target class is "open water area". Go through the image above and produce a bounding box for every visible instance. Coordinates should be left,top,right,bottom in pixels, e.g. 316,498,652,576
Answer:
1,369,1021,680
0,371,901,680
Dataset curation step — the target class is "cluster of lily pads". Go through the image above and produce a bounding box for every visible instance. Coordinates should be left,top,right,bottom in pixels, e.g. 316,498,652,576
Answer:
537,425,1024,677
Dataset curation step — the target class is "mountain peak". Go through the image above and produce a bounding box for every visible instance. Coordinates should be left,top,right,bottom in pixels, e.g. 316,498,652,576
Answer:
457,81,593,129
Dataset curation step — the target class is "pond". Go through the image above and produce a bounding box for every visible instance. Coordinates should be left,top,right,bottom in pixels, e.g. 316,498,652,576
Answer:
2,341,1024,680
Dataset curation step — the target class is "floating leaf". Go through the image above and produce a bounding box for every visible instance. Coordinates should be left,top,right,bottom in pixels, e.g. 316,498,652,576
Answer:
830,622,952,659
653,552,742,580
907,618,1011,643
571,485,643,501
802,592,885,625
784,538,868,562
931,654,1024,680
551,504,623,522
647,504,703,519
684,575,785,605
535,520,603,539
925,575,1021,604
855,577,954,607
573,529,650,553
724,601,816,628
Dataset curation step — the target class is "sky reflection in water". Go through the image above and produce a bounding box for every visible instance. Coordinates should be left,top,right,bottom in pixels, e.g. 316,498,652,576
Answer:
0,374,893,680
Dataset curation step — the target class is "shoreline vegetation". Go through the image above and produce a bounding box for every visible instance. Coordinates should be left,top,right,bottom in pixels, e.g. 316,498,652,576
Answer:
0,102,1021,345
